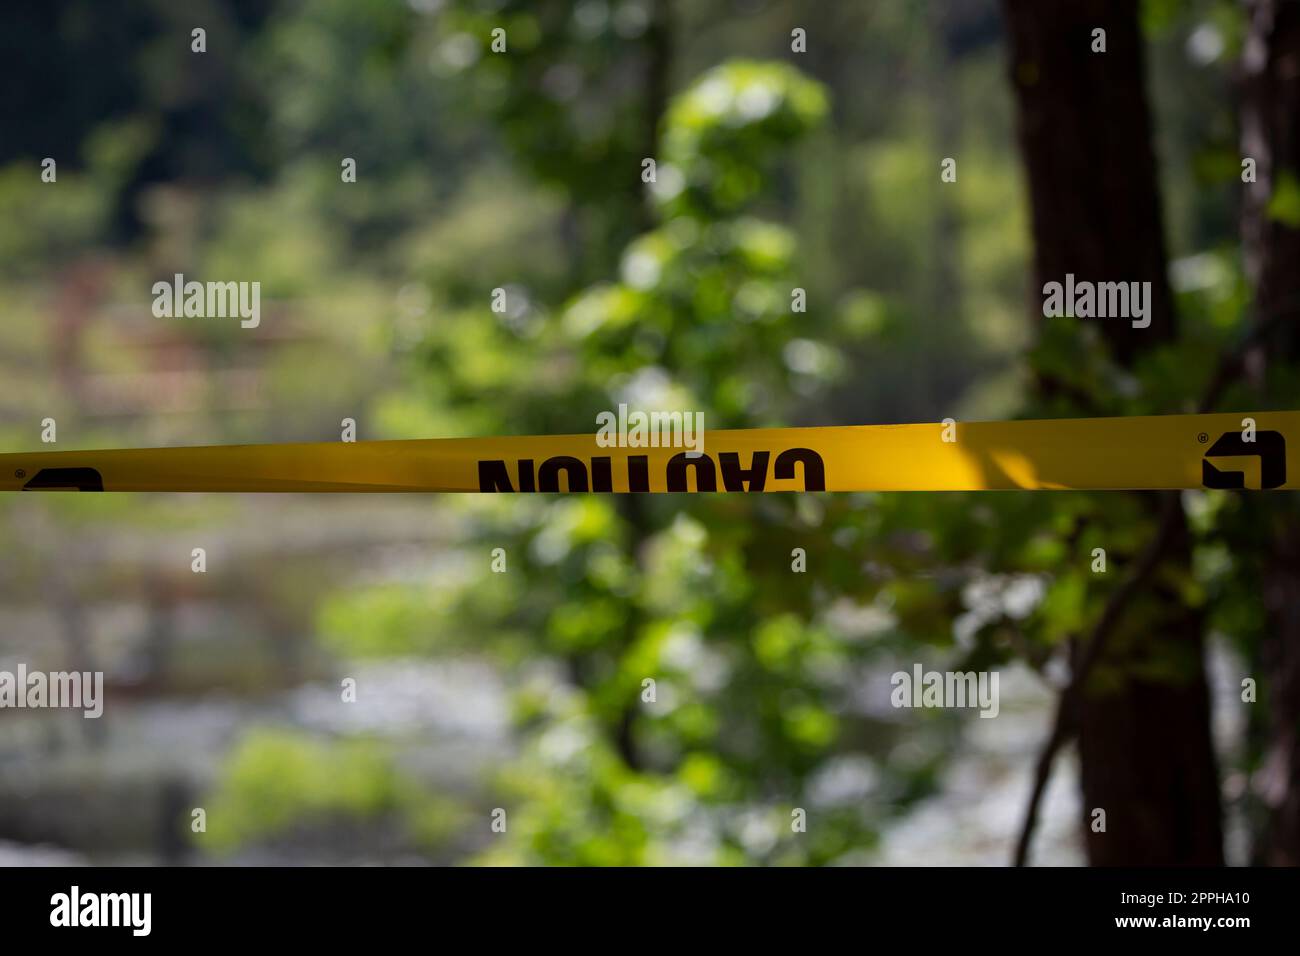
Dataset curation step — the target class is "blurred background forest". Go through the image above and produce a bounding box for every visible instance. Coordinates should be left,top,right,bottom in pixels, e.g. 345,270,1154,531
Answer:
1,0,1298,866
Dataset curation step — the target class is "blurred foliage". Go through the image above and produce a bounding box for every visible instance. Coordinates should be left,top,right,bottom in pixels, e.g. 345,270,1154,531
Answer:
204,729,469,854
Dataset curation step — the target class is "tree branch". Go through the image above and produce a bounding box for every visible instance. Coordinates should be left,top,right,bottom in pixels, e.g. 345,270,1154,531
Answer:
1013,491,1184,865
1012,284,1300,865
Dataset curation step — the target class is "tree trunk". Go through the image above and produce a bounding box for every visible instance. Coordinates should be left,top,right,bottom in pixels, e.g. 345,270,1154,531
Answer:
1002,0,1224,864
1240,0,1300,865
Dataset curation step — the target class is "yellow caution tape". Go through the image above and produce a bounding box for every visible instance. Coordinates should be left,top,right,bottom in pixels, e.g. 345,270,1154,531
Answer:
0,411,1294,493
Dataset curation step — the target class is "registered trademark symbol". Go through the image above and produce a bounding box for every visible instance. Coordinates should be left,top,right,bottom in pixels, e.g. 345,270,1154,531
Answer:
13,469,24,478
1198,433,1208,444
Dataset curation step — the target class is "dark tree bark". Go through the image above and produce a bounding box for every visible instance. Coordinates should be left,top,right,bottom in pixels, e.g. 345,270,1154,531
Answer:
1240,0,1300,866
1002,0,1224,864
1002,0,1178,363
1242,0,1300,359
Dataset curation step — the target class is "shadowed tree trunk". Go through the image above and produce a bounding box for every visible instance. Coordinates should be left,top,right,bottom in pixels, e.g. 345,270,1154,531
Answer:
1002,0,1224,864
1240,0,1300,866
